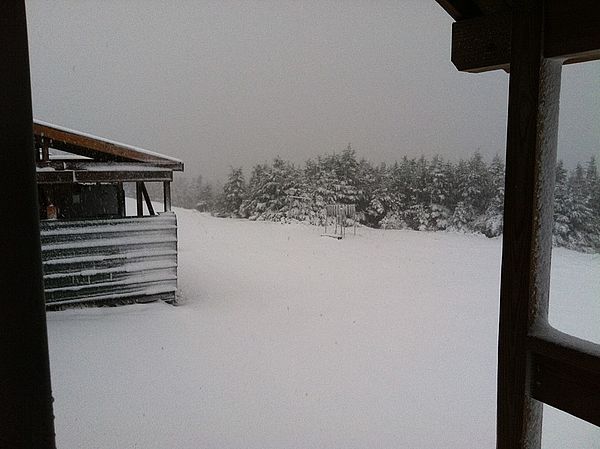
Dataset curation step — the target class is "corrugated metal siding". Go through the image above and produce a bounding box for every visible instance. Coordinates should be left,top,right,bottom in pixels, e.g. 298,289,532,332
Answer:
40,213,178,306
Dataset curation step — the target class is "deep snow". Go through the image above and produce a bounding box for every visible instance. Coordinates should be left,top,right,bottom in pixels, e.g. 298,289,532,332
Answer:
46,207,600,448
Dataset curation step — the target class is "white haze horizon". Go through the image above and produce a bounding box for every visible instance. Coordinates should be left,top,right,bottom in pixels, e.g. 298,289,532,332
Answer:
26,1,599,183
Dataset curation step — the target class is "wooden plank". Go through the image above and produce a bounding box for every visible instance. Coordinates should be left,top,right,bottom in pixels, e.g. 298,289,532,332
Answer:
450,0,600,72
496,1,562,448
528,331,600,426
0,2,57,447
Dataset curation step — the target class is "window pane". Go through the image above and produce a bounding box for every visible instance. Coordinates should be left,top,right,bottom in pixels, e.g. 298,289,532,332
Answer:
542,404,600,449
549,61,600,344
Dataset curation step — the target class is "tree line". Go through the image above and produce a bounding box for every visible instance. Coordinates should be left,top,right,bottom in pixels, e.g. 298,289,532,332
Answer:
173,149,600,252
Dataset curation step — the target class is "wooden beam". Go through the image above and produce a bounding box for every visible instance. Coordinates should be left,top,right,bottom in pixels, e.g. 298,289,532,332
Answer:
74,170,172,183
435,0,482,21
545,0,600,64
36,169,172,184
0,2,57,447
451,0,600,72
451,10,511,73
140,183,155,216
528,331,600,427
36,171,74,184
496,1,562,448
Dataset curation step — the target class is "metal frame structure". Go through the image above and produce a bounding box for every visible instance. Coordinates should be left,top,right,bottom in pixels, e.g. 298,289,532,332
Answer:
322,204,357,239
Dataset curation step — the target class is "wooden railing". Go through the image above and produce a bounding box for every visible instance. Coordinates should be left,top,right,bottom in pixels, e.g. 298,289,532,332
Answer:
40,213,178,307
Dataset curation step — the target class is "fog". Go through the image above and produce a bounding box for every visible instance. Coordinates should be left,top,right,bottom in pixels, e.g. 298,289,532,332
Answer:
26,1,599,182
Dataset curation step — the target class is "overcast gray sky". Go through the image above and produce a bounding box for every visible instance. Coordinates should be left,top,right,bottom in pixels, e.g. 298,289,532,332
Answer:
26,0,599,182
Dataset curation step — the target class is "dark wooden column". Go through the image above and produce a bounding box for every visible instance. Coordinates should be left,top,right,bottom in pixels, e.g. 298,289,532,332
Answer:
497,1,562,447
136,181,144,216
0,2,57,448
163,181,172,212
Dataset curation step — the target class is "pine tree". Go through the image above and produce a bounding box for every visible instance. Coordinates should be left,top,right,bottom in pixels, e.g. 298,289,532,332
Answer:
585,156,600,218
553,160,597,250
222,167,246,216
424,155,451,230
465,152,492,215
475,154,505,237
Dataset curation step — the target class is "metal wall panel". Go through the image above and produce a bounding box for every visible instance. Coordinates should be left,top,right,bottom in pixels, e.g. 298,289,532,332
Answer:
40,213,178,306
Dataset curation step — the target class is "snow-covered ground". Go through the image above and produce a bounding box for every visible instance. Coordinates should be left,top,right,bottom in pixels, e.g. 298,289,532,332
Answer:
46,207,600,448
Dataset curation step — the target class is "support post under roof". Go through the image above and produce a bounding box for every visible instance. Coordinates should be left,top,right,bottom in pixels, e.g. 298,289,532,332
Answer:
497,1,561,446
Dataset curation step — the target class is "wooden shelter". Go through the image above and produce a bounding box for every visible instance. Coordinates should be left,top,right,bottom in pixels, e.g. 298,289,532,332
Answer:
0,1,598,448
435,1,600,447
33,121,184,307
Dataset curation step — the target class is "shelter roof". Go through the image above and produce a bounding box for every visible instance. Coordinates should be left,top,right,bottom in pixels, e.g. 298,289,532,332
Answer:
34,120,184,171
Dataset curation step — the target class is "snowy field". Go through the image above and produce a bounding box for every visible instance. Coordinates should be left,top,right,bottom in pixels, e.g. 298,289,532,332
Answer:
46,207,600,448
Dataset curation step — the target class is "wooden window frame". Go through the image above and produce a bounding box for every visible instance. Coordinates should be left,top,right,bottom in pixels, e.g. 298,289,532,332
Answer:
437,0,600,445
481,1,600,447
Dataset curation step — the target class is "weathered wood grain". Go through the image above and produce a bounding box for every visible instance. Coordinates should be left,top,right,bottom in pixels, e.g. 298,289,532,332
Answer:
497,1,562,447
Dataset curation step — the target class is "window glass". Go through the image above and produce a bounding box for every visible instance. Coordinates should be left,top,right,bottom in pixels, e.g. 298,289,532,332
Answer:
549,61,600,345
542,404,600,448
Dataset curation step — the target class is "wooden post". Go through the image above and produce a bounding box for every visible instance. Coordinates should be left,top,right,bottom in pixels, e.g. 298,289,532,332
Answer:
117,182,126,217
140,183,155,216
136,181,144,216
0,2,57,447
41,140,49,162
497,1,562,448
163,181,171,212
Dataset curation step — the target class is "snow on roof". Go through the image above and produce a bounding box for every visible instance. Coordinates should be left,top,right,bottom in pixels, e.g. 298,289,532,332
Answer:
49,149,91,161
34,119,184,167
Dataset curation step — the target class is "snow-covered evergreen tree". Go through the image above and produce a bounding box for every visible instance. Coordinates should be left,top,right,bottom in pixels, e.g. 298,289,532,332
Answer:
222,167,246,216
475,154,504,237
208,150,599,252
585,156,600,218
553,160,598,250
464,152,492,215
423,155,451,230
450,201,475,232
